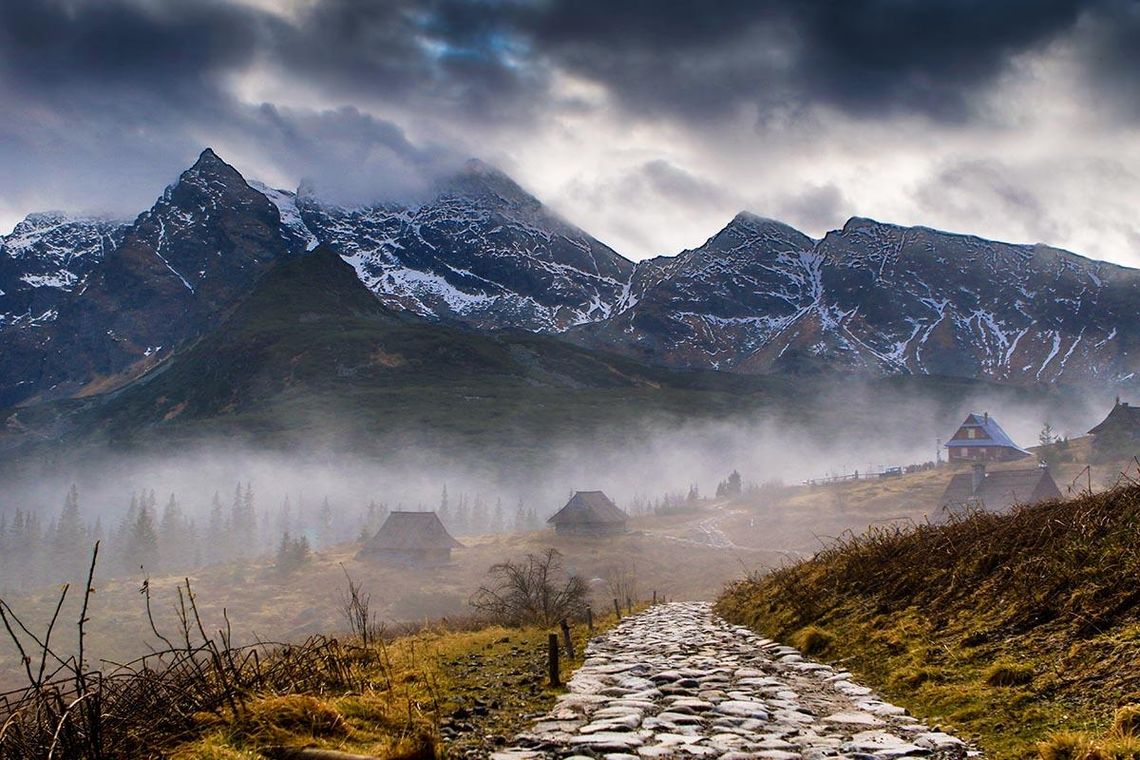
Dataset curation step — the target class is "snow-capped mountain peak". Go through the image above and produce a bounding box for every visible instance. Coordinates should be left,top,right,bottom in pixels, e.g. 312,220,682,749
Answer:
295,162,634,332
0,212,127,327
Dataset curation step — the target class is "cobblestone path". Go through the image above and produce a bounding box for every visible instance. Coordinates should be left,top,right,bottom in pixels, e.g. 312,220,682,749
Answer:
494,602,973,760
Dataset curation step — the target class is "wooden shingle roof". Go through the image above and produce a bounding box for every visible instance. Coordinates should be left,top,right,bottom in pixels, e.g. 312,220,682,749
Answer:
547,491,628,526
364,511,462,550
1088,402,1140,435
941,468,1061,512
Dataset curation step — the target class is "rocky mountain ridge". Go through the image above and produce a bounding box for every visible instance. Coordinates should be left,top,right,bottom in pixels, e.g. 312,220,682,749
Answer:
3,147,1138,408
572,214,1140,388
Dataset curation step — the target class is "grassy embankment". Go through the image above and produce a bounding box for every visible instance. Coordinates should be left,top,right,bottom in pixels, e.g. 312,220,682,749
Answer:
716,477,1140,760
171,611,623,759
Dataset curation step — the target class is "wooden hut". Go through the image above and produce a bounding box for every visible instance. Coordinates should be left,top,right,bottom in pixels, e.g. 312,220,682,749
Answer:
547,491,628,536
945,412,1030,462
357,511,462,566
940,463,1061,515
1088,398,1140,455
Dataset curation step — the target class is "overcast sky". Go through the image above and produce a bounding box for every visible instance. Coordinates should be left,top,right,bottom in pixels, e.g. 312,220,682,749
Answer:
2,0,1139,264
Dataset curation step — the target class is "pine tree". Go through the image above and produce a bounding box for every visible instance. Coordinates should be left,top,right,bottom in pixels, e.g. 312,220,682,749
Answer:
159,493,195,571
727,470,742,497
453,496,469,535
126,501,159,575
51,483,86,580
206,491,226,564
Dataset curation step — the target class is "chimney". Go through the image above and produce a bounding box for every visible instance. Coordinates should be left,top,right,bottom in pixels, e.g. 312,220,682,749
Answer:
971,463,986,494
983,411,989,425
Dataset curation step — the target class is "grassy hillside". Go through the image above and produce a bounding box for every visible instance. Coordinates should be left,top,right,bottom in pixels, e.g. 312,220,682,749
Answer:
716,479,1140,760
0,248,1088,474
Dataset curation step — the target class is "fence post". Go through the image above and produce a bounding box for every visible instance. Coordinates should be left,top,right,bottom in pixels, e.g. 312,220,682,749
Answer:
586,607,594,632
548,633,560,687
560,619,576,660
652,590,657,605
613,598,621,620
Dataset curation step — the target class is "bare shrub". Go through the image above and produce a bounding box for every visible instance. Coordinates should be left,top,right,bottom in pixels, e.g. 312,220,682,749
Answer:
0,544,396,758
339,566,383,646
470,548,589,627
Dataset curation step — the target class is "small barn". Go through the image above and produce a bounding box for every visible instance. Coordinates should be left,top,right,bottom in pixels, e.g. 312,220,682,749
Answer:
547,491,628,536
1088,399,1140,454
940,463,1061,515
945,412,1030,462
357,511,462,566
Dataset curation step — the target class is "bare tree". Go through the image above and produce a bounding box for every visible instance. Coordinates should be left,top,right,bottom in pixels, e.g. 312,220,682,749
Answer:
470,548,589,627
604,560,638,606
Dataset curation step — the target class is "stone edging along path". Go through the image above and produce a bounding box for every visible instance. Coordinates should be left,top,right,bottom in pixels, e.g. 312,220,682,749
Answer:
493,602,975,760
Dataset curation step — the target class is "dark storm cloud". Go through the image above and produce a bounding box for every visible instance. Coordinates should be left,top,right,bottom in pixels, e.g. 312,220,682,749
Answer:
0,0,264,101
2,0,1139,255
499,0,1095,122
1069,0,1140,115
3,0,1131,131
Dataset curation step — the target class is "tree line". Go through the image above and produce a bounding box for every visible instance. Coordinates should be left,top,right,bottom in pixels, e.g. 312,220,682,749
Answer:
0,481,553,591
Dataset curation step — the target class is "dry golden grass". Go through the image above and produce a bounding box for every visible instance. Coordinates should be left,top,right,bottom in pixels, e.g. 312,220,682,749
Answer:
717,478,1140,760
168,612,626,758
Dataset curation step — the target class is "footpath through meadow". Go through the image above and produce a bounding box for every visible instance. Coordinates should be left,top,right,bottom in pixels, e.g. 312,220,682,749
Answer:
493,602,974,760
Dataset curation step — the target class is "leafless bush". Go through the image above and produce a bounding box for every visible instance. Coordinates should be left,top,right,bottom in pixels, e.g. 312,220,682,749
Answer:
338,566,383,646
0,544,392,758
470,548,589,627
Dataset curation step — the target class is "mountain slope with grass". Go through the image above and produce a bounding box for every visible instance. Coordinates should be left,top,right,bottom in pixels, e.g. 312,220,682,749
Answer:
716,481,1140,759
0,246,810,464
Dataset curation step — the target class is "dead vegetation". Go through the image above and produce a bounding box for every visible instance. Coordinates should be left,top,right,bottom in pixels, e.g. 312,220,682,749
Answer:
469,548,589,627
0,547,409,758
717,471,1140,759
0,542,628,758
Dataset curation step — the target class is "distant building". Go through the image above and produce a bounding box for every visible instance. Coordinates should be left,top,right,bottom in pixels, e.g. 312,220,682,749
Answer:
357,511,462,566
940,463,1062,515
945,412,1030,462
547,491,629,536
1088,398,1140,454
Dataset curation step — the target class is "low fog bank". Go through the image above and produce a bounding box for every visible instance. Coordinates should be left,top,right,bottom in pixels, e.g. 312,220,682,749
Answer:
0,376,1108,593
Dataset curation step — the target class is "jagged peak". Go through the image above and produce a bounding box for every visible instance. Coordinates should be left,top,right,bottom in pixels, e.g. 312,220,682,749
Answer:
729,211,802,234
712,212,814,249
179,147,248,187
193,147,225,169
841,216,881,233
437,158,540,211
10,211,124,230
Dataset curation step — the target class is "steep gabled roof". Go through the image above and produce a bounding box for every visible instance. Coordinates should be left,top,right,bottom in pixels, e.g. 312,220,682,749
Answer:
945,413,1029,454
547,491,628,526
941,467,1061,512
1088,402,1140,435
364,511,462,551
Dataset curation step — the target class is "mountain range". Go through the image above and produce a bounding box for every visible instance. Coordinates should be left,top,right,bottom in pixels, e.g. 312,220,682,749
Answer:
1,148,1137,414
